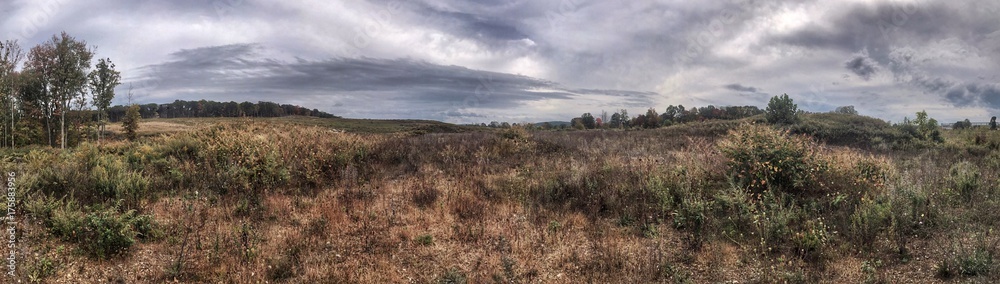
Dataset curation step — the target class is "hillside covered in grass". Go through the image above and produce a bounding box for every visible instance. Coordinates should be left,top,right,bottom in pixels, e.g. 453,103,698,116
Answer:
2,113,998,282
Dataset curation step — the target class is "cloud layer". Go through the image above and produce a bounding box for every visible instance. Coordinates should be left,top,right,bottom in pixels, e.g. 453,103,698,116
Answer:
2,0,999,123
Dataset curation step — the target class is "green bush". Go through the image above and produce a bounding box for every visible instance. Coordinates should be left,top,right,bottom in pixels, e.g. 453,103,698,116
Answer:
46,202,157,259
720,124,826,194
83,208,137,259
793,218,829,262
949,161,980,201
849,198,892,249
938,238,997,278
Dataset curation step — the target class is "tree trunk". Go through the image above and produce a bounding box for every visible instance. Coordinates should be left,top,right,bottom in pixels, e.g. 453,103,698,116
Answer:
61,97,66,149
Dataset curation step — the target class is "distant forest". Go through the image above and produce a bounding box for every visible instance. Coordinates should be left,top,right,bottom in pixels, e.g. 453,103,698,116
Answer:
106,100,338,122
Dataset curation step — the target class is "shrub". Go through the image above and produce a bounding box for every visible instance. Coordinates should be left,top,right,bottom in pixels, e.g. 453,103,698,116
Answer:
47,202,156,259
122,104,141,140
766,94,799,125
849,198,892,249
949,161,980,201
83,208,137,259
672,194,709,248
437,268,468,284
267,244,302,281
719,124,826,194
416,234,434,246
412,183,440,209
793,218,829,262
938,236,997,278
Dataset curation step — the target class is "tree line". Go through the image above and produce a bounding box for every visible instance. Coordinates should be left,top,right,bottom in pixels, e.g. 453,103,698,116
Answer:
0,32,338,148
567,104,767,130
104,100,337,122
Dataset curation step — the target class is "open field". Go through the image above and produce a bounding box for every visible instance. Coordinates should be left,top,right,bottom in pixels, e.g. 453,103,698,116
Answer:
102,116,480,136
2,114,999,283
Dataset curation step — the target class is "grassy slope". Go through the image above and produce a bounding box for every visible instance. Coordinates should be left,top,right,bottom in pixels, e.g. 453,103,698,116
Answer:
4,115,1000,283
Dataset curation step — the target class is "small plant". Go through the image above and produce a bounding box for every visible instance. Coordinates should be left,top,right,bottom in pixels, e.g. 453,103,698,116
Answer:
861,259,882,284
849,198,892,249
937,232,998,279
642,223,659,238
27,254,57,282
416,234,434,246
267,244,302,281
794,218,829,262
547,220,562,233
437,267,468,284
956,247,994,276
412,184,440,209
949,161,980,201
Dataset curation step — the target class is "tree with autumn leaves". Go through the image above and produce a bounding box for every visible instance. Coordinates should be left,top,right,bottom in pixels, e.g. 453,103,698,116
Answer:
0,32,122,148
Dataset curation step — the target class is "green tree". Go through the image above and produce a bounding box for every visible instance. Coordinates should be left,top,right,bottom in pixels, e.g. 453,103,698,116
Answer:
610,112,622,128
89,58,121,145
122,104,140,141
581,113,596,129
833,105,858,115
618,109,629,128
991,116,997,130
953,119,972,130
766,93,799,125
911,110,942,142
644,108,660,128
27,32,93,148
570,117,584,130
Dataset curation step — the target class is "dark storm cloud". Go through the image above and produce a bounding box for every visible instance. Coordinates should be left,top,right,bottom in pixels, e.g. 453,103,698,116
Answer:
128,44,657,119
403,1,530,47
942,83,1000,108
845,55,878,80
775,1,1000,60
723,83,760,93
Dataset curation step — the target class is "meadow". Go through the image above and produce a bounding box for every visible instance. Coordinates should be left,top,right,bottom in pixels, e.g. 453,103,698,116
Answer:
2,113,998,283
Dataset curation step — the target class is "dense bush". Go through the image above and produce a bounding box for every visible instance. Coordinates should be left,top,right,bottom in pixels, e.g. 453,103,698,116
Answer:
46,201,158,259
719,124,826,194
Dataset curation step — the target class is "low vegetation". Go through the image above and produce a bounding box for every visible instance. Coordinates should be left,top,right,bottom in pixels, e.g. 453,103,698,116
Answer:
1,107,998,282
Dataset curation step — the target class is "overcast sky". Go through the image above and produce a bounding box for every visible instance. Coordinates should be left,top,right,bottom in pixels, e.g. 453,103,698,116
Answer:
3,0,1000,123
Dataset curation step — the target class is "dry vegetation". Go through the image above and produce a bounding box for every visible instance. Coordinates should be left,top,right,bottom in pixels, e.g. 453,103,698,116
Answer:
2,114,999,283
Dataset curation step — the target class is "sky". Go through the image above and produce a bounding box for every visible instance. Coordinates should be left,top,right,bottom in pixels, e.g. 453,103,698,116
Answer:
2,0,1000,124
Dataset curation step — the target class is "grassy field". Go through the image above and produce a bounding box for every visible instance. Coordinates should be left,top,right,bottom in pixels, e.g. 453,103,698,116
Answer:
102,116,479,136
2,114,999,283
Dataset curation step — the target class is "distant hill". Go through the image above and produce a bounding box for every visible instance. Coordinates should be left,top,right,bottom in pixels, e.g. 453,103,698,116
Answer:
534,121,571,127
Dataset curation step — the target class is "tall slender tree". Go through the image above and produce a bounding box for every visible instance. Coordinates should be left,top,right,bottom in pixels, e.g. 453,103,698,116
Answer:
25,42,56,147
89,58,121,145
0,40,24,147
122,84,140,141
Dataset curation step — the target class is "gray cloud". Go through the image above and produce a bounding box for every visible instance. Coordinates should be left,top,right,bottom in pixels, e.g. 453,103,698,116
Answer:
845,54,878,81
127,43,657,122
4,0,1000,123
723,83,760,93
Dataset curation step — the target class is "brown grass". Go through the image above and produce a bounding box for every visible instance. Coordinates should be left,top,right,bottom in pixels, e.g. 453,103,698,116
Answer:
7,119,1000,283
